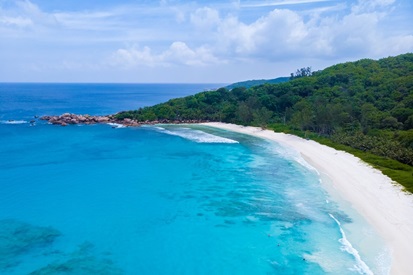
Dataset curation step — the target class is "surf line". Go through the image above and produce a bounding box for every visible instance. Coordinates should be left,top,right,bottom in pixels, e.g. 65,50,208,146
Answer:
329,213,373,275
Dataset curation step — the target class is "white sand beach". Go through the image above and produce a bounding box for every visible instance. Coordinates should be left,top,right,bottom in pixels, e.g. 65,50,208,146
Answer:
203,122,413,275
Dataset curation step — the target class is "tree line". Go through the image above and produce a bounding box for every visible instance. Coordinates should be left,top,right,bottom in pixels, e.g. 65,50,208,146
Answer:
115,53,413,166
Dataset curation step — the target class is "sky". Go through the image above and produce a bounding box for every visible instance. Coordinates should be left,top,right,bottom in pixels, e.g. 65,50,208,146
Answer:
0,0,412,83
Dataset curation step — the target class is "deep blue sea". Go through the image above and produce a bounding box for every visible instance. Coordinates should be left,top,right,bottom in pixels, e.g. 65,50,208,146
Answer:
0,83,389,274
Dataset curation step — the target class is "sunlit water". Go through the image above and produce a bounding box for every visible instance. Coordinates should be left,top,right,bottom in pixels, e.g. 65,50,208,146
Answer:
0,84,389,274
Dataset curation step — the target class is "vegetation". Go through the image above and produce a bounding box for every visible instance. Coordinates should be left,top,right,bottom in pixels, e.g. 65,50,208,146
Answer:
226,77,289,90
290,67,313,79
265,123,413,193
115,53,413,192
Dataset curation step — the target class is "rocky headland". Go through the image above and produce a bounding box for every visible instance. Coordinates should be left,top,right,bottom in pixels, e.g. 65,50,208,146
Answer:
40,113,208,127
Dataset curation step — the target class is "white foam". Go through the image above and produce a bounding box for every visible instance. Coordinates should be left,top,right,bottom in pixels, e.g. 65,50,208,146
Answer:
107,123,126,128
329,214,374,275
266,142,318,173
0,120,28,124
157,127,239,144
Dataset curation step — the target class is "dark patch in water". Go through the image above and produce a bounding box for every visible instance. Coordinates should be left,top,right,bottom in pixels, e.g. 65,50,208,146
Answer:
0,219,60,270
0,220,123,274
29,241,123,275
29,256,123,275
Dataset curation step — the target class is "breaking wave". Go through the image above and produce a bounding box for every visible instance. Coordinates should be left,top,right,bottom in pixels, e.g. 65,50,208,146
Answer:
0,120,29,124
157,127,239,144
329,214,373,275
107,123,126,128
264,141,318,173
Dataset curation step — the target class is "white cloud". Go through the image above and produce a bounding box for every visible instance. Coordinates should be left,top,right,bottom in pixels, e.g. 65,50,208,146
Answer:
111,46,159,67
188,1,413,61
172,7,186,23
352,0,396,13
0,0,58,34
110,42,222,67
1,0,412,82
110,1,413,68
53,11,117,31
241,0,334,8
200,8,312,59
237,9,307,55
0,15,32,27
15,0,57,26
167,41,222,66
190,7,220,30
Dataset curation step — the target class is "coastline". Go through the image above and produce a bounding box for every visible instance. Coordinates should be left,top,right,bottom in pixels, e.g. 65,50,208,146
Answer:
202,122,413,275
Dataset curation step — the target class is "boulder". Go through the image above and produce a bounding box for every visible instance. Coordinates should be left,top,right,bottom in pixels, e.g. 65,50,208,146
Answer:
77,116,87,122
96,116,110,122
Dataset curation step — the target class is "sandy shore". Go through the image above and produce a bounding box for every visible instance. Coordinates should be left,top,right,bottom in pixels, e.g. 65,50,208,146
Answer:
203,122,413,275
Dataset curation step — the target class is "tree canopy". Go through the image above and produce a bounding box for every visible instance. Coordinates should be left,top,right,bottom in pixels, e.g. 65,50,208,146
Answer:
115,53,413,166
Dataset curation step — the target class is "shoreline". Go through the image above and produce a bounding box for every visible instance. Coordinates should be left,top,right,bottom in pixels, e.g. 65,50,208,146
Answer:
202,122,413,275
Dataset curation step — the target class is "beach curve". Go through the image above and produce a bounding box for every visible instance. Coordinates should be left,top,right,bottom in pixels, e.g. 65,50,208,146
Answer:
202,122,413,275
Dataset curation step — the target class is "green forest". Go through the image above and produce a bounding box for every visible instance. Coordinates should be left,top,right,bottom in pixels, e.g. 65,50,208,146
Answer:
115,53,413,192
225,76,289,90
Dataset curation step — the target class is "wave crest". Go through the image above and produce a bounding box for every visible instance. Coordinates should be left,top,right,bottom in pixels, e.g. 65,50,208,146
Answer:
0,120,29,124
107,123,126,128
329,214,374,275
157,127,239,144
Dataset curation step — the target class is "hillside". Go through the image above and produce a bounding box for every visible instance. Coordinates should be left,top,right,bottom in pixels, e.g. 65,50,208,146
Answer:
226,77,289,90
115,53,413,191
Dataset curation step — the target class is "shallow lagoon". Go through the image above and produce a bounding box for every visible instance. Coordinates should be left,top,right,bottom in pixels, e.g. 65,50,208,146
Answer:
0,123,385,274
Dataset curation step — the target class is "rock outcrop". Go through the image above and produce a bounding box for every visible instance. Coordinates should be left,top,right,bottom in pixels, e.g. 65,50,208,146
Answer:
40,113,209,127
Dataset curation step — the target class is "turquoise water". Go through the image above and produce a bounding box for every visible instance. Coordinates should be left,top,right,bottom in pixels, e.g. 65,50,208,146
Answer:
0,84,388,274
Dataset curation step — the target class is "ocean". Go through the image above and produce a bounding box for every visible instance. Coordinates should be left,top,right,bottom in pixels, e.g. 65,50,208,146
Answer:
0,83,389,274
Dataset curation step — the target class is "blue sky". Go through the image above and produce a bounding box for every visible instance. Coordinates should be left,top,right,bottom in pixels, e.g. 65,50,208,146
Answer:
1,0,412,83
